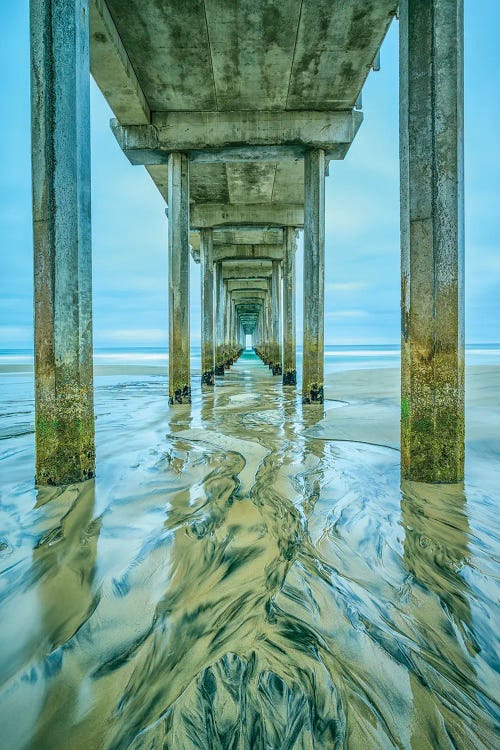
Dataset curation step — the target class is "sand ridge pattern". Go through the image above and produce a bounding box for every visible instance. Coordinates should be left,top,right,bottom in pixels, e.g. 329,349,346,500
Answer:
0,352,499,749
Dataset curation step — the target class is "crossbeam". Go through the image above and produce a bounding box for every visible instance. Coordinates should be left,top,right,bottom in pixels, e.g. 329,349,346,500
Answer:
226,279,269,292
111,110,362,164
222,261,272,279
191,204,303,229
213,244,284,262
231,290,268,300
190,227,284,249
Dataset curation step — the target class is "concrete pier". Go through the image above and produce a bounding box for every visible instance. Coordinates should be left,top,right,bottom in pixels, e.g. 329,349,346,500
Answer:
31,1,465,485
282,228,297,385
400,0,464,482
200,229,214,386
168,152,191,404
302,149,326,403
31,0,95,485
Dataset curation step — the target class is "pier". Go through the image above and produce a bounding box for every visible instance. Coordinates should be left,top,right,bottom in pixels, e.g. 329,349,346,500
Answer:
30,0,464,485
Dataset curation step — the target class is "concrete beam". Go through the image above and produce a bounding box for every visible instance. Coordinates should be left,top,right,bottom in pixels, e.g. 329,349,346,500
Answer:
189,227,284,250
226,279,269,292
222,262,272,279
111,110,362,164
236,301,263,308
231,290,268,301
190,204,304,229
90,0,150,124
213,244,284,262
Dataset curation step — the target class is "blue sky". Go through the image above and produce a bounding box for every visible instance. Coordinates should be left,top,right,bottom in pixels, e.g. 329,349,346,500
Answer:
1,2,498,349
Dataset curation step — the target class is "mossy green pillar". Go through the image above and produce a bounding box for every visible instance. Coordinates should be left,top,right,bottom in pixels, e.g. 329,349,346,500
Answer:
283,227,297,386
302,149,325,403
400,0,464,482
200,229,214,386
168,152,191,404
31,0,95,485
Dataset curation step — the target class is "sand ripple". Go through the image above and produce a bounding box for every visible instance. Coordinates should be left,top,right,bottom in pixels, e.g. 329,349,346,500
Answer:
0,355,498,749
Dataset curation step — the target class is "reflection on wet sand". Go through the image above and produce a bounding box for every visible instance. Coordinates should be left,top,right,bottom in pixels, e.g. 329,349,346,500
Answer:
0,352,498,749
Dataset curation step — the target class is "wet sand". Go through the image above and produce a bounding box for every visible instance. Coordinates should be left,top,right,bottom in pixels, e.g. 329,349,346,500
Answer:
0,352,498,749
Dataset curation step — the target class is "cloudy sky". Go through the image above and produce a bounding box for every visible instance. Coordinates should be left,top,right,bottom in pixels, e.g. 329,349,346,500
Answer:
1,2,498,349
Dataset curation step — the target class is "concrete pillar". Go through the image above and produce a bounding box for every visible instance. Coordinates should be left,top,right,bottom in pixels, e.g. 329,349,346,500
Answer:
271,260,282,375
200,229,214,386
215,263,225,375
302,149,325,403
168,152,190,404
223,281,230,368
400,0,464,482
283,227,297,385
264,289,272,365
31,0,94,485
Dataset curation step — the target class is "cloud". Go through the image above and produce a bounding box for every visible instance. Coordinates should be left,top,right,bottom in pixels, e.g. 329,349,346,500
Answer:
325,310,369,319
325,282,370,293
95,328,167,345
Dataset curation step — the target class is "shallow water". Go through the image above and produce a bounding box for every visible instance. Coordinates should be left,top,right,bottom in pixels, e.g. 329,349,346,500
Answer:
0,351,499,749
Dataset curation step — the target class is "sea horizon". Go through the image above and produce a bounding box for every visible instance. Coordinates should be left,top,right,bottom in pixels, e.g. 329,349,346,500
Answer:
2,342,500,372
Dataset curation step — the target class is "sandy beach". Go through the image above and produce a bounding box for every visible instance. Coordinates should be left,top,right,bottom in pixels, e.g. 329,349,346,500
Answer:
0,353,498,748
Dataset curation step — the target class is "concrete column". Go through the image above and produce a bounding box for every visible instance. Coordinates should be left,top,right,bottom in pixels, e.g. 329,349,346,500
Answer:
31,0,94,485
271,260,282,375
215,263,225,375
223,281,230,368
264,288,272,365
400,0,464,482
302,149,325,403
200,229,214,386
283,227,297,385
168,152,190,404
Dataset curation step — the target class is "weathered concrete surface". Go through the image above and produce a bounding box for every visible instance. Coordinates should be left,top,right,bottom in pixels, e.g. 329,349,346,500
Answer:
222,261,272,280
213,245,285,263
226,279,269,292
142,161,306,214
190,227,283,250
90,0,150,124
111,110,362,163
215,262,225,376
190,204,304,229
230,290,268,302
302,150,325,403
400,0,464,482
31,0,95,485
200,229,215,386
168,153,191,403
99,0,397,111
282,228,297,385
91,0,397,254
270,260,282,375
